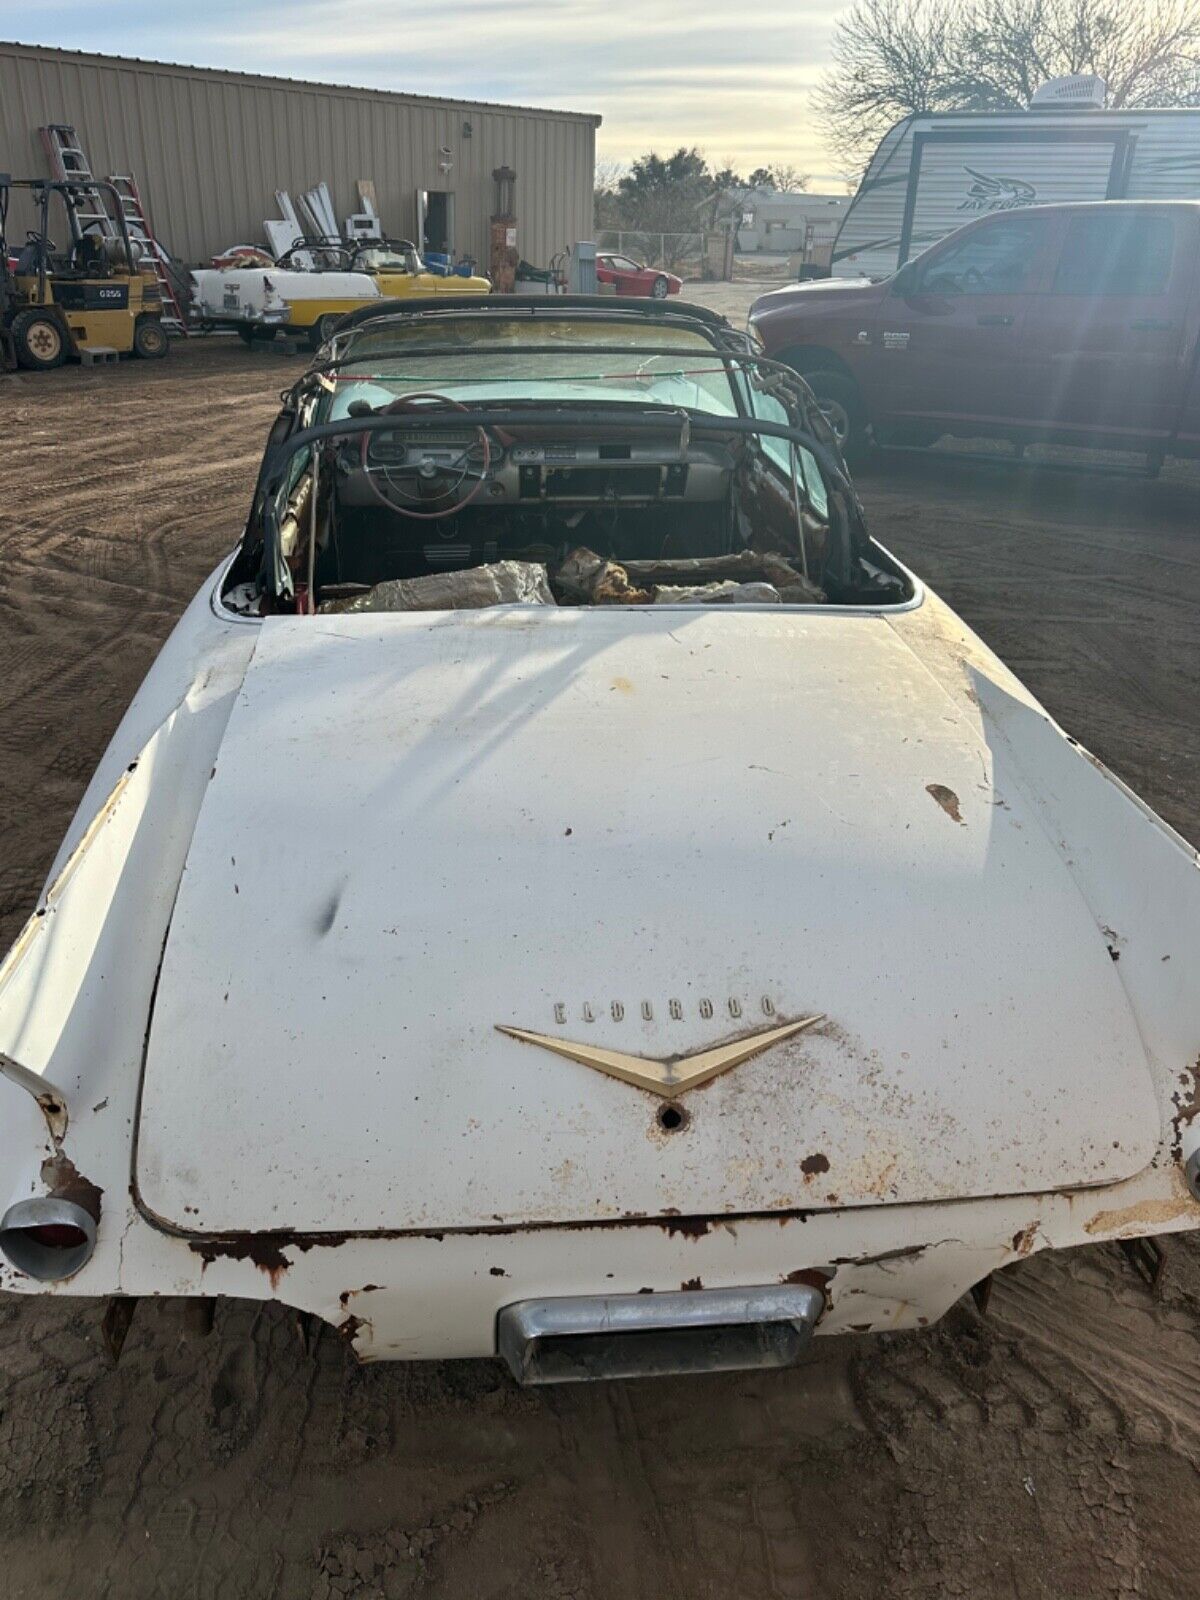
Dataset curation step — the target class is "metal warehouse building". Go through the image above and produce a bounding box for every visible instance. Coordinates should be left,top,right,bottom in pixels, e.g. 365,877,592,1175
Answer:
0,41,600,268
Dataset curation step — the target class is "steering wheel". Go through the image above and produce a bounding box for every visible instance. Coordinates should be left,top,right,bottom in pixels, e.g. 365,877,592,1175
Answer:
360,394,492,520
26,229,55,251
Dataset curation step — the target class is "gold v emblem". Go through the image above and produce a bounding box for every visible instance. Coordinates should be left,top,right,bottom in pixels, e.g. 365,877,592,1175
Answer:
495,1016,823,1098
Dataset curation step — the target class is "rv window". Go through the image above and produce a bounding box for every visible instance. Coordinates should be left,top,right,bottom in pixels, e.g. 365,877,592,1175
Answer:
1052,213,1174,296
916,216,1044,296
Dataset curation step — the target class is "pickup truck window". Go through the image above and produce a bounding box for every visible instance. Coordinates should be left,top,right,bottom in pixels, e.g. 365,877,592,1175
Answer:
1052,213,1175,296
915,216,1044,296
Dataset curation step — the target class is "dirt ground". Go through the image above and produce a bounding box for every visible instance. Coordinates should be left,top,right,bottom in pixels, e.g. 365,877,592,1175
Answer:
2,300,1199,1600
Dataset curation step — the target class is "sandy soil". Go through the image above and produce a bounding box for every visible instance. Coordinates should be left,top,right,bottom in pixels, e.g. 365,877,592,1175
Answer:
2,318,1199,1600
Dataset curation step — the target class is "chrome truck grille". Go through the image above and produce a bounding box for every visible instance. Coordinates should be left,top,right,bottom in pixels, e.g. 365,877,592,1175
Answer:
497,1284,824,1385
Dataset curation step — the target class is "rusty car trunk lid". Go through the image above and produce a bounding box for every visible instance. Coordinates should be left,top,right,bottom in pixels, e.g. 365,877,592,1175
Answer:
136,608,1159,1235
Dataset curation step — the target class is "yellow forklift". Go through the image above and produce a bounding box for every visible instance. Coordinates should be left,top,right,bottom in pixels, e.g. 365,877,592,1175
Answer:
0,175,169,370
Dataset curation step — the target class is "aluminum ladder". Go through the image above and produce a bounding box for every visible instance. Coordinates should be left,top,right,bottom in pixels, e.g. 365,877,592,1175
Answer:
38,124,120,244
106,174,189,336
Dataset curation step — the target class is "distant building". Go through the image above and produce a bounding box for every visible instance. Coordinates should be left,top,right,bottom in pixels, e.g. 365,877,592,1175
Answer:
734,190,848,257
0,40,599,267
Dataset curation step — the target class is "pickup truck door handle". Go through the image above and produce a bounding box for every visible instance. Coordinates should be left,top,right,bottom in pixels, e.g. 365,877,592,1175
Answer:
976,314,1014,327
1130,318,1175,331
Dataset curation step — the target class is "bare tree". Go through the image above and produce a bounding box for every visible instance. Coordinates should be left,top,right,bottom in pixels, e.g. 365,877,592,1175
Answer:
815,0,1200,171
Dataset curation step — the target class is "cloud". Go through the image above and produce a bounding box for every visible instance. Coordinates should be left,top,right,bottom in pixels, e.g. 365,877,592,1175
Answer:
9,0,847,176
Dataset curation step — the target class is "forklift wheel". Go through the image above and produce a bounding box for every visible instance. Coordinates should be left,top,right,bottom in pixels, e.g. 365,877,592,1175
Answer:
11,309,67,371
133,316,169,359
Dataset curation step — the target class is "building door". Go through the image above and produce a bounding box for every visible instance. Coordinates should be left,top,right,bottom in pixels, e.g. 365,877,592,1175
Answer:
416,190,455,257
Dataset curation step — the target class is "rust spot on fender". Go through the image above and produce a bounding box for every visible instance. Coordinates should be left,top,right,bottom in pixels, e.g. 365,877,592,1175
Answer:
339,1313,365,1343
658,1214,712,1239
926,783,963,824
800,1153,830,1177
1170,1058,1200,1159
338,1284,380,1307
41,1152,103,1223
190,1236,290,1289
1084,1196,1196,1237
1011,1221,1040,1257
680,1276,703,1291
832,1244,926,1267
782,1267,830,1292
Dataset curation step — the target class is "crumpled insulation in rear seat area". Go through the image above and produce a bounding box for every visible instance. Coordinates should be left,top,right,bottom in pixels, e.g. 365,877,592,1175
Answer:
318,549,827,614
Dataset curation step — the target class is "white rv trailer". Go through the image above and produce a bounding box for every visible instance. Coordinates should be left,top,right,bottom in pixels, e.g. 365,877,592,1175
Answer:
832,89,1200,279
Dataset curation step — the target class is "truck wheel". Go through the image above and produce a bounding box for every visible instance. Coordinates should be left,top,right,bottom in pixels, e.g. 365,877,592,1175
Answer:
133,316,169,359
11,309,67,370
804,370,866,459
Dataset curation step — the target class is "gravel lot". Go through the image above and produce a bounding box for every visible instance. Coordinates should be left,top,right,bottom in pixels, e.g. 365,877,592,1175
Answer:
1,295,1198,1599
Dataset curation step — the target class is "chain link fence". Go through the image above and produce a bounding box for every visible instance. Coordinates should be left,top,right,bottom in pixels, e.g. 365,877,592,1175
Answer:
595,230,705,271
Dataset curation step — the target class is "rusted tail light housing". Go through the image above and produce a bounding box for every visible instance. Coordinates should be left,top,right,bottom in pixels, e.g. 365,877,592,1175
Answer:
0,1197,97,1280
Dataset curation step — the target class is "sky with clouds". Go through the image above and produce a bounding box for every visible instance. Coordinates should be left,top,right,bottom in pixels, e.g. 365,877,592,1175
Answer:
5,0,850,185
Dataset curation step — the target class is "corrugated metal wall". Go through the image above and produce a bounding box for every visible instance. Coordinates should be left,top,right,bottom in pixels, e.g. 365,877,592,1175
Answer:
0,42,598,267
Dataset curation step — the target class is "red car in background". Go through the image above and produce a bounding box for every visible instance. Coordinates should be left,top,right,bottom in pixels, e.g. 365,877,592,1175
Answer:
596,253,682,299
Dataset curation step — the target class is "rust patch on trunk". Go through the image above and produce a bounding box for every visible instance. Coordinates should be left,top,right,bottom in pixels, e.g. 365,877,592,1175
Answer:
680,1276,703,1291
190,1236,291,1289
800,1153,830,1177
338,1313,365,1343
926,783,964,823
41,1152,103,1222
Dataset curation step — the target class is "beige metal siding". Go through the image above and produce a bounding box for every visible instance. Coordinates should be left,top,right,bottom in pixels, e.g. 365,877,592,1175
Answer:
0,42,597,267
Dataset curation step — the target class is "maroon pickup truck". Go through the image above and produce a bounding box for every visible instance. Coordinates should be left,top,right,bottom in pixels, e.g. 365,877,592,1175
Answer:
748,200,1200,468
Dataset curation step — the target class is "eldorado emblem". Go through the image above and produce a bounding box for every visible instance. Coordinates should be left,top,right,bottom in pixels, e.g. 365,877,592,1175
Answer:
495,1016,823,1097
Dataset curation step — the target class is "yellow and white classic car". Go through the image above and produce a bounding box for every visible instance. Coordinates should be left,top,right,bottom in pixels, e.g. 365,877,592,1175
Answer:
191,238,491,347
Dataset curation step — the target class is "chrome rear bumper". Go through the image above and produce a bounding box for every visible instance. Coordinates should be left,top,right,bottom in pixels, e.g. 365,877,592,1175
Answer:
497,1283,824,1384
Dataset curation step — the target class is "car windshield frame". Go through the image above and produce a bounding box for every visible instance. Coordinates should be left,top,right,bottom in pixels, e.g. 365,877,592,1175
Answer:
241,302,895,611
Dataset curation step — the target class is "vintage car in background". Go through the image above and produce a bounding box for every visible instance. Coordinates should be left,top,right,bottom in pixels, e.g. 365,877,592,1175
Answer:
749,200,1200,468
596,252,682,298
1,294,1197,1384
191,237,490,346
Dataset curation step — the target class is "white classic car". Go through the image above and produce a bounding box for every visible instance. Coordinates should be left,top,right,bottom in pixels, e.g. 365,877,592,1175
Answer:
2,296,1198,1384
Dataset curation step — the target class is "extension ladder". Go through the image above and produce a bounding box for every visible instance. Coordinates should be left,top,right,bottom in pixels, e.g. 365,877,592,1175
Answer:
106,174,189,335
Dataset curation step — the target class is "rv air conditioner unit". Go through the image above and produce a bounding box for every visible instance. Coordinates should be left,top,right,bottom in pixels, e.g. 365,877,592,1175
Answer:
1030,74,1107,110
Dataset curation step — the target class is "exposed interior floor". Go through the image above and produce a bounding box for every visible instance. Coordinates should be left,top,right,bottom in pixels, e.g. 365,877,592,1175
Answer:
1,316,1198,1600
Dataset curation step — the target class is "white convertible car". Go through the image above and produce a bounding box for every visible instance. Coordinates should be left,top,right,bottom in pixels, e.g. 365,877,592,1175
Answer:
2,296,1198,1383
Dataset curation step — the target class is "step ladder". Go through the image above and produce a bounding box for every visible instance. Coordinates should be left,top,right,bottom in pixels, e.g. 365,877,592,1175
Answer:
106,174,190,336
38,124,120,243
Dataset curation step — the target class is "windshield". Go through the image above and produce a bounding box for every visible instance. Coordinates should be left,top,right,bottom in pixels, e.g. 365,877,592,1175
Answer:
323,316,745,418
224,306,912,621
354,246,422,275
